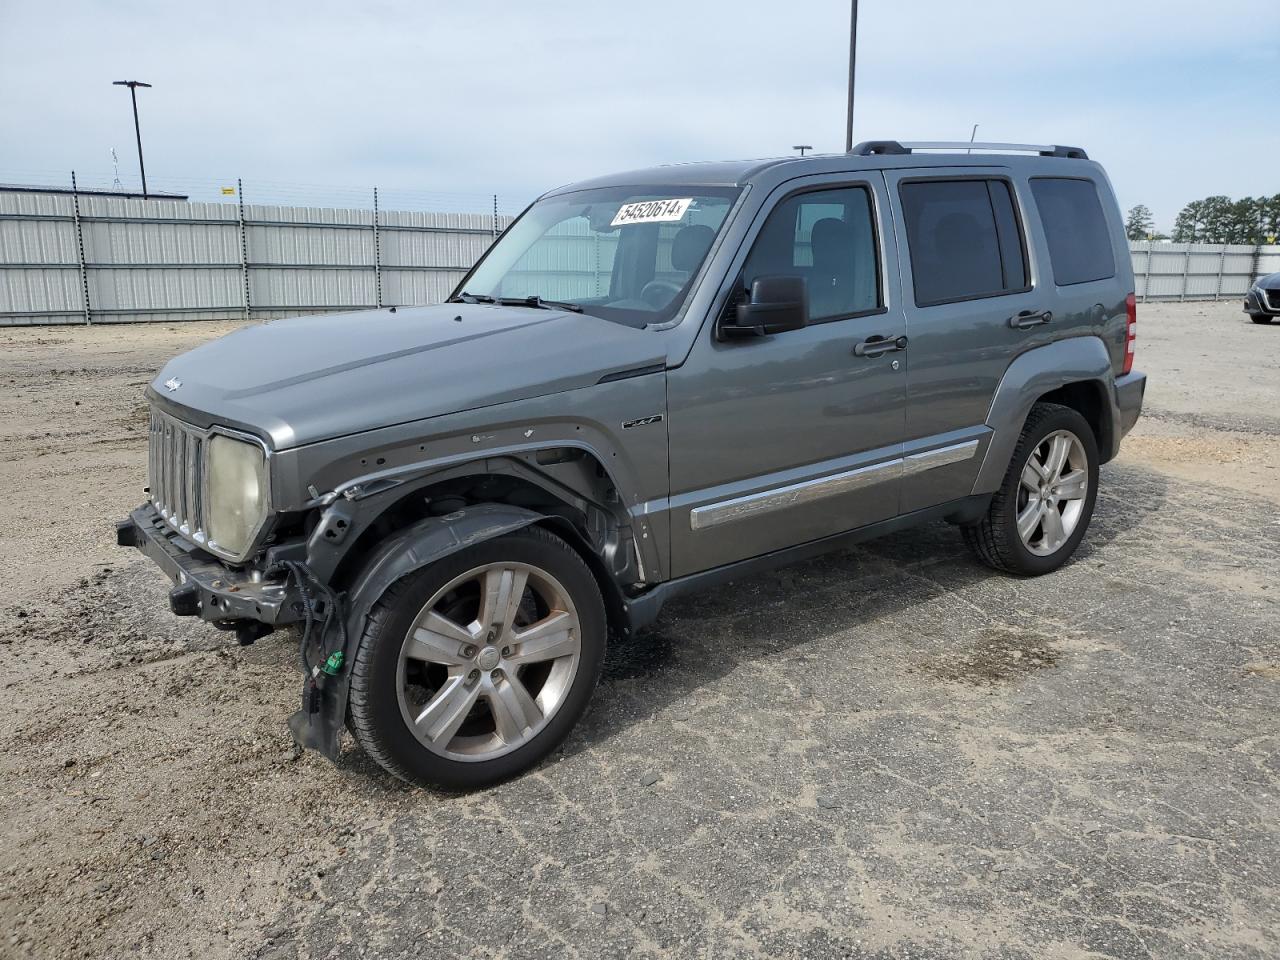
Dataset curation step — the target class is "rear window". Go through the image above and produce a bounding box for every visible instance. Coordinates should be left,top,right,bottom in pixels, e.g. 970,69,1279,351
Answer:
899,179,1028,306
1029,178,1115,286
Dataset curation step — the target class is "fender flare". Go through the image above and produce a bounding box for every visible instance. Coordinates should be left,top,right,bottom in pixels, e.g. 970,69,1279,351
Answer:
300,447,656,587
971,336,1120,495
289,503,544,759
342,502,546,624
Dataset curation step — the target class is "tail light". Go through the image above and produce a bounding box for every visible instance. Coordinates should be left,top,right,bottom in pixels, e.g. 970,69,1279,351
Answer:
1122,292,1136,375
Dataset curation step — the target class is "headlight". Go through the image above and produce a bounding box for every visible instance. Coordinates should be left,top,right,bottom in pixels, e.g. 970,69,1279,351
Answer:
205,434,269,558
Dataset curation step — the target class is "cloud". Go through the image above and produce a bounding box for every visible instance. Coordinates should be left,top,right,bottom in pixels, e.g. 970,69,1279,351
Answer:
1,0,1275,227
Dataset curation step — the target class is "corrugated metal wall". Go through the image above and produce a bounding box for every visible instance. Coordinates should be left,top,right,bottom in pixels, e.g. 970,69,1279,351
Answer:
0,190,512,325
1130,241,1280,302
3,188,1278,325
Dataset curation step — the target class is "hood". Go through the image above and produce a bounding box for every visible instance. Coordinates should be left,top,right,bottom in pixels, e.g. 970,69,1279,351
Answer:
1257,272,1280,290
150,304,667,448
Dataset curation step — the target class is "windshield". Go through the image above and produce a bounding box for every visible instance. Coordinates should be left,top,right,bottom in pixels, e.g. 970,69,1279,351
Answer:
456,185,742,328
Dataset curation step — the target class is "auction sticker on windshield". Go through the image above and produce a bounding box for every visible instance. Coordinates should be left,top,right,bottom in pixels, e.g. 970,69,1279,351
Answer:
612,198,693,226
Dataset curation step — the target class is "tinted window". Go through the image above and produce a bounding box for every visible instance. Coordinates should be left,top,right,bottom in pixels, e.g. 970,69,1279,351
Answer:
742,186,880,322
900,179,1029,305
1030,178,1115,286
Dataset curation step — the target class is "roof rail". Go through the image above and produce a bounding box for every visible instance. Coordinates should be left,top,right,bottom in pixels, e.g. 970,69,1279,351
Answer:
851,140,1088,160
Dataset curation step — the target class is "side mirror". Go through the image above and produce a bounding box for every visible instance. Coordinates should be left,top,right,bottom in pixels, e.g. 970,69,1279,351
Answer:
722,276,808,339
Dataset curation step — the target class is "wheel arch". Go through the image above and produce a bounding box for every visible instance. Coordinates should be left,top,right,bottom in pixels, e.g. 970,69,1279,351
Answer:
1034,379,1113,459
972,336,1122,496
288,498,638,761
304,443,651,581
304,447,647,642
340,503,631,637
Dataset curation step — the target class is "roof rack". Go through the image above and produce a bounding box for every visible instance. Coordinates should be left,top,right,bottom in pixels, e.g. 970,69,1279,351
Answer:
853,141,1088,160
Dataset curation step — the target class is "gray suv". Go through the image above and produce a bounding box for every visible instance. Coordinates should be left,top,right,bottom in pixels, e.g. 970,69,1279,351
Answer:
118,140,1147,789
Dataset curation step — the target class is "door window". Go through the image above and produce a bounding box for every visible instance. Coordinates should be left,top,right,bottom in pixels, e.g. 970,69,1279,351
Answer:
899,179,1029,306
741,186,881,322
1029,178,1115,286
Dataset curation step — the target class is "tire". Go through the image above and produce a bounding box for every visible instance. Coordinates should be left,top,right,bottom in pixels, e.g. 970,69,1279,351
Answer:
962,402,1099,576
347,525,606,790
1249,313,1273,325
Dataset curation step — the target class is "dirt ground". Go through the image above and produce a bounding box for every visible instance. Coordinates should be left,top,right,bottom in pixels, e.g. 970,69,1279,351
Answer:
1,302,1277,960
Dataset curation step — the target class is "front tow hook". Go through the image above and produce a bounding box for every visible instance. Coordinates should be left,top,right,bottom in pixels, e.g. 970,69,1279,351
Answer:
115,519,138,548
169,581,200,617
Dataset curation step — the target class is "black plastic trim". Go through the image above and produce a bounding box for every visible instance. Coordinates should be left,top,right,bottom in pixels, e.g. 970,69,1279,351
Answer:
852,141,910,156
597,363,666,384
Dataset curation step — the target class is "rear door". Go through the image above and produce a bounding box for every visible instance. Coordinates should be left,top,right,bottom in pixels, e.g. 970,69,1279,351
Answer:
665,175,908,576
882,168,1046,512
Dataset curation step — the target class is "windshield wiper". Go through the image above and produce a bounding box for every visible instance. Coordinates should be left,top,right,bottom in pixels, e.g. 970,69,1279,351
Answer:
448,291,496,304
497,295,584,314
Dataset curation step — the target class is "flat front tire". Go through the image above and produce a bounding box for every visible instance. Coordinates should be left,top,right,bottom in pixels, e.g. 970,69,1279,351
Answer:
963,402,1099,576
347,525,606,790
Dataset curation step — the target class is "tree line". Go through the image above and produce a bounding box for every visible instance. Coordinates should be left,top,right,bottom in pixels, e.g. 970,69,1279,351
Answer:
1126,196,1280,244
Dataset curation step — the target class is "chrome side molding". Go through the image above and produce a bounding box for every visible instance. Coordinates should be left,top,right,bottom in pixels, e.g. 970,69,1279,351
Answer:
690,439,979,531
902,439,980,477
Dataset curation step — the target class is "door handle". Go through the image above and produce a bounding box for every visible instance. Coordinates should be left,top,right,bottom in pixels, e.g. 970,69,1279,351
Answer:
853,335,908,358
1009,309,1052,329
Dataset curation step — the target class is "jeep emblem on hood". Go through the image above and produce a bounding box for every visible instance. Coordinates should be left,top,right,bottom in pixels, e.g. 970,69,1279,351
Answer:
163,377,182,392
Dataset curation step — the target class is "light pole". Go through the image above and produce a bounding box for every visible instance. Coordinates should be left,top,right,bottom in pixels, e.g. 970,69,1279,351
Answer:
112,80,152,197
793,145,814,156
844,0,858,152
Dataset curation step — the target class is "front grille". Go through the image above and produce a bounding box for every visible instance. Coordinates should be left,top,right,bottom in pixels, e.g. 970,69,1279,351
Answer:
148,407,207,545
1266,289,1280,312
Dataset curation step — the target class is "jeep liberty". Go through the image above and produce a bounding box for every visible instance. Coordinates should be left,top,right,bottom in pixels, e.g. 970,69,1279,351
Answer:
118,141,1147,789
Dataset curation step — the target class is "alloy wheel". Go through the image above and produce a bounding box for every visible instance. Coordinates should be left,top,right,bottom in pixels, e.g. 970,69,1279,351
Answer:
1015,429,1089,556
395,562,581,762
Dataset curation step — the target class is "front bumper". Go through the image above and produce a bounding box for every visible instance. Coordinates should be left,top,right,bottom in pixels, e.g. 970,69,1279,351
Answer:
118,504,291,625
1244,288,1280,316
1115,370,1146,439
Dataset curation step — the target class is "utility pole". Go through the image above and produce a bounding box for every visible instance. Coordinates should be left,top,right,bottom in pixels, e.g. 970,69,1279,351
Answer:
844,0,858,152
112,80,152,197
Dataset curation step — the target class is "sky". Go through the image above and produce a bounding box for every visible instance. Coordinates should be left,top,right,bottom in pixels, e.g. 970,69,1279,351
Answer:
1,0,1277,228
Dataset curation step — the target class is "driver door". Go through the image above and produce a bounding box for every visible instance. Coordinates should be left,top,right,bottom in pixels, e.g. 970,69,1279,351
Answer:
665,177,909,576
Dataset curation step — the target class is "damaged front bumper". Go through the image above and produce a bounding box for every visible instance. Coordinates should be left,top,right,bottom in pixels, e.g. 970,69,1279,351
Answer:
117,503,296,639
119,503,350,757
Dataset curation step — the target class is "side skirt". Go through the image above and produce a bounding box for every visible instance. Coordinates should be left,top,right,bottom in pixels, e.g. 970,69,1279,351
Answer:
623,494,991,633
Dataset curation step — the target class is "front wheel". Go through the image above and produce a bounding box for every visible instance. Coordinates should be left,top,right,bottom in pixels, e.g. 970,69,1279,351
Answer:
1249,313,1273,325
963,402,1099,576
347,525,606,790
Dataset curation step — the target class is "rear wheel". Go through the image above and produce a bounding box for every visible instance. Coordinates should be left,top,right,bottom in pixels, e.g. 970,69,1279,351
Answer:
1249,313,1273,325
963,402,1099,576
347,525,606,789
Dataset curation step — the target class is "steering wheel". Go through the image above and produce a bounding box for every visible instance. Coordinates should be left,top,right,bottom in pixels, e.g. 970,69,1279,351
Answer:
639,279,682,309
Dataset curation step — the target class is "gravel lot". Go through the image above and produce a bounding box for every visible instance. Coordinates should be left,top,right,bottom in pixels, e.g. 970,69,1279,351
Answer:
1,302,1278,960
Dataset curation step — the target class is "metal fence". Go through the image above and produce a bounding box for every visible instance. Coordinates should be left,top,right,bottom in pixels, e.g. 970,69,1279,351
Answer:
0,187,514,325
3,187,1279,326
1131,241,1280,302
